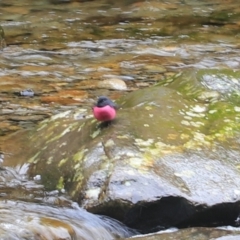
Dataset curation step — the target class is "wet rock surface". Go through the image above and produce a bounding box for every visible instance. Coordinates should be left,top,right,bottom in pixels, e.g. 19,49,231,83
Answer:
124,227,240,240
0,166,137,240
3,69,240,234
1,0,240,239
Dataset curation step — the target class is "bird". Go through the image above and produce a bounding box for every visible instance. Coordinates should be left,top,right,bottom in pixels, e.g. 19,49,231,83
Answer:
92,96,117,122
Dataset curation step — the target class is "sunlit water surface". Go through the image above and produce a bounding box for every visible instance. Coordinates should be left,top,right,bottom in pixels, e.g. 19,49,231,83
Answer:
1,0,240,135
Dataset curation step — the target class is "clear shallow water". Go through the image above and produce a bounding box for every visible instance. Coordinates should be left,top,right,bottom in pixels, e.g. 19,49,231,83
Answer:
0,0,240,137
0,40,239,137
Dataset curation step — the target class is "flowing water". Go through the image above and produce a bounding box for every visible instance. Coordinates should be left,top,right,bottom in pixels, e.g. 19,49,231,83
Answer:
0,0,240,239
1,0,240,137
0,165,138,239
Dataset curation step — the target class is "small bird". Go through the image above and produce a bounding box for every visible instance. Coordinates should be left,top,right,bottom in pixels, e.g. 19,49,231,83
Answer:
93,96,117,122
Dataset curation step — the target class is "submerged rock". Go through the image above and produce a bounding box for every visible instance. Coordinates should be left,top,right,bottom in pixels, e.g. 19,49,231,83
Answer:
3,69,240,233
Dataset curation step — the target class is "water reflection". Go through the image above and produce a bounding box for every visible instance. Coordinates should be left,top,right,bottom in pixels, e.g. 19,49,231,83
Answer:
0,0,240,136
0,166,137,239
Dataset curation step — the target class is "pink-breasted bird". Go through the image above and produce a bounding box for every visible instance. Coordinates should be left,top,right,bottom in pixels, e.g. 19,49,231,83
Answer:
93,96,117,122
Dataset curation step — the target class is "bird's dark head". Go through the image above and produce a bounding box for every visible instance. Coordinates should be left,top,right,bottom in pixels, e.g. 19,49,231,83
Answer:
96,96,116,108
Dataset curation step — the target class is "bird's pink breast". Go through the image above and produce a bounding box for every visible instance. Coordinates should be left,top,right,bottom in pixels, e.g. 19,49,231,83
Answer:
93,105,116,121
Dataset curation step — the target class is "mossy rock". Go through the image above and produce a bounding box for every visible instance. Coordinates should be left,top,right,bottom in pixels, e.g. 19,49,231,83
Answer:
3,69,240,231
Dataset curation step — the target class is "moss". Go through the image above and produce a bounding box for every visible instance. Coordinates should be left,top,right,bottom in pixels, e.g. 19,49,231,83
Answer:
227,91,240,105
73,149,87,162
56,176,65,190
206,102,240,136
58,158,68,167
210,11,231,21
41,167,62,191
28,151,40,163
90,128,101,139
157,71,204,100
11,68,240,198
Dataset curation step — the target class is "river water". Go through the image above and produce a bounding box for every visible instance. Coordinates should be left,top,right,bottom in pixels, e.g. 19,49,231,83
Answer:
0,0,240,239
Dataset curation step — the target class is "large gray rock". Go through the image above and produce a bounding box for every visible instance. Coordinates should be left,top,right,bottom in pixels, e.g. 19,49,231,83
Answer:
3,69,240,233
123,227,240,240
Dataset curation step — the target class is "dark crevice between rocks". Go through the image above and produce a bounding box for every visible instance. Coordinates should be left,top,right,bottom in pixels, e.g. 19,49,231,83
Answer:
121,197,240,234
124,197,194,233
177,202,240,228
88,200,133,224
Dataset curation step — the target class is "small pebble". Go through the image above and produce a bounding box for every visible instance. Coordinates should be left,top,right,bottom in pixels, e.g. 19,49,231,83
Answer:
33,175,41,181
20,89,34,97
98,78,127,90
